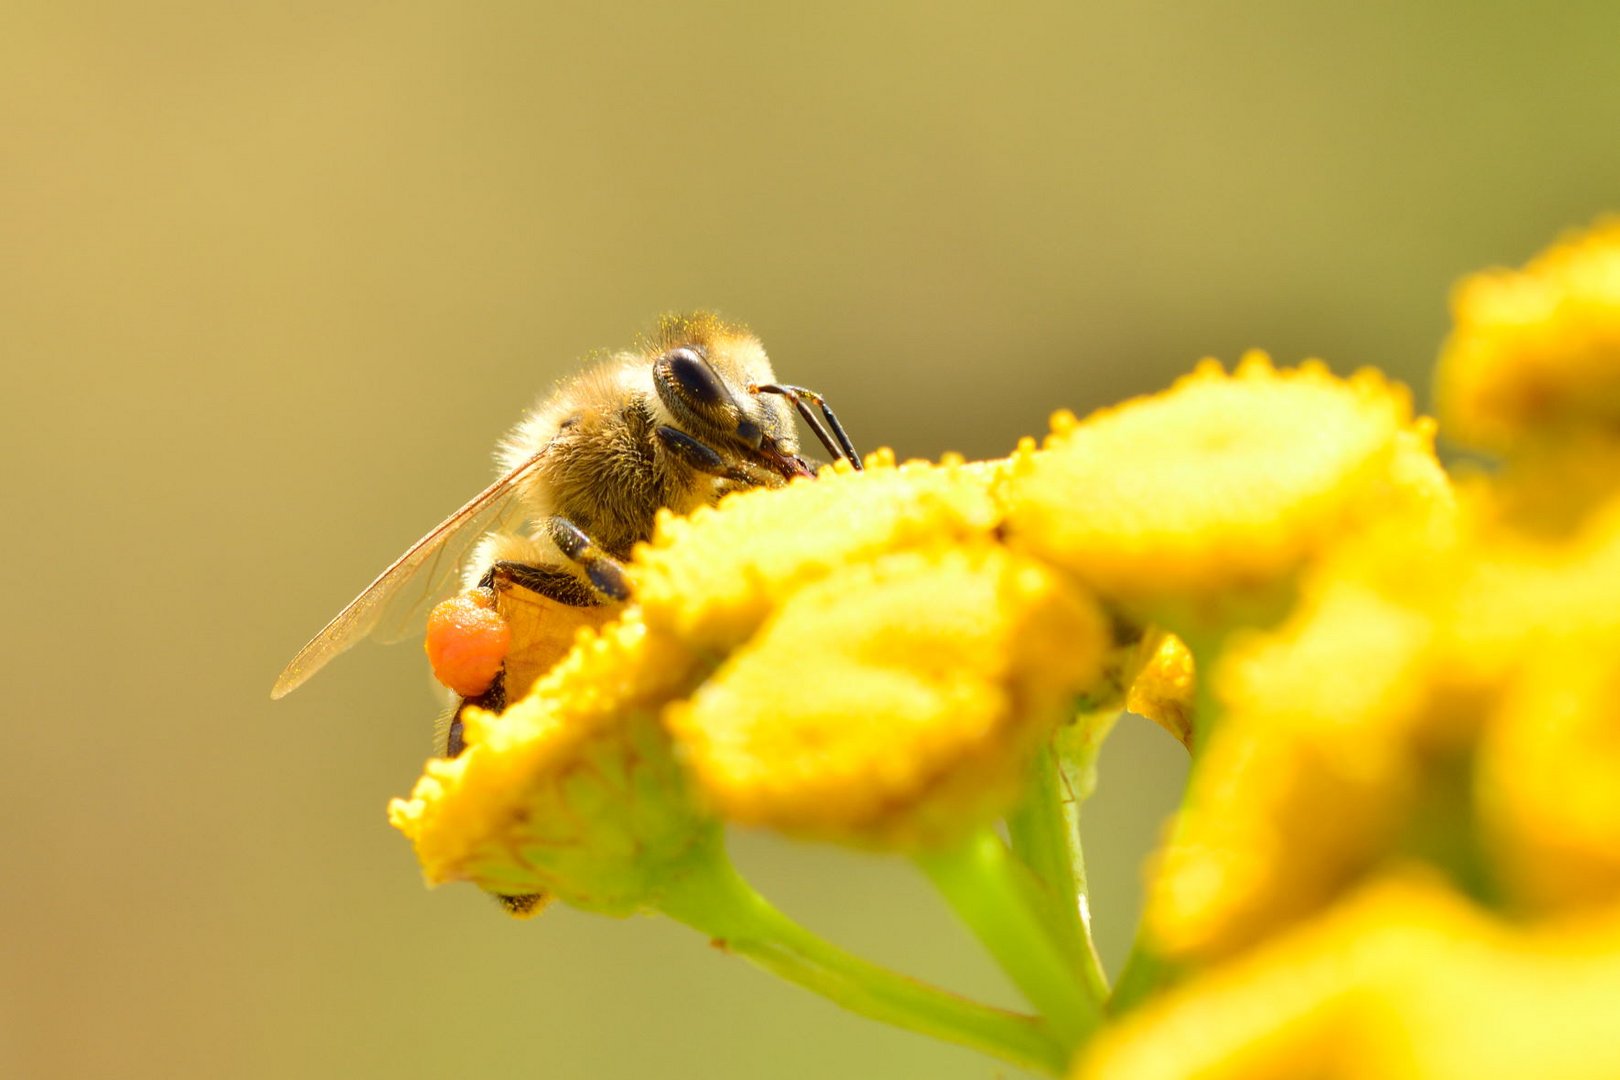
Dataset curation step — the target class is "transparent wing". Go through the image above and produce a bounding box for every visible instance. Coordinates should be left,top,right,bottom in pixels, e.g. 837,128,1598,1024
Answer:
365,478,532,647
270,453,543,699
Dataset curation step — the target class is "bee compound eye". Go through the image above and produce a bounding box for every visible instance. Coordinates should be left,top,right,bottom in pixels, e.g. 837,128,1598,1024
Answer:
664,347,732,411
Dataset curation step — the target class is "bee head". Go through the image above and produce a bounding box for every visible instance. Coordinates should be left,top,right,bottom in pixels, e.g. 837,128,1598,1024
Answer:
649,313,801,475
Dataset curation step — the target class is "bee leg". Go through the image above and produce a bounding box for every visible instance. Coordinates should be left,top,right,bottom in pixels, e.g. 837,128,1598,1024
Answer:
750,383,862,470
484,561,601,607
546,516,631,602
655,424,755,483
444,671,505,758
446,667,544,917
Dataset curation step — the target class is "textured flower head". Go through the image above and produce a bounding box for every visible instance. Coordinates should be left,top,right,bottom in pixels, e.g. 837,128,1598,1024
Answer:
388,612,714,915
630,449,1003,651
1438,218,1620,455
1002,352,1447,641
665,541,1108,847
640,453,1109,848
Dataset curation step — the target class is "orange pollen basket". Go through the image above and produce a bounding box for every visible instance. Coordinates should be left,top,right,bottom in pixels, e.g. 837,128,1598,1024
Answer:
424,593,512,697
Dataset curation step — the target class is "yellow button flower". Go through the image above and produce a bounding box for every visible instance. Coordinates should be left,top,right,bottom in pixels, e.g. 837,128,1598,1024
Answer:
1467,432,1620,536
394,451,1117,900
387,612,713,914
1438,492,1620,700
1465,503,1620,916
1438,217,1620,454
663,542,1107,848
1142,479,1620,961
1481,636,1620,914
1082,877,1620,1080
631,450,1002,651
1145,571,1438,961
1002,352,1446,640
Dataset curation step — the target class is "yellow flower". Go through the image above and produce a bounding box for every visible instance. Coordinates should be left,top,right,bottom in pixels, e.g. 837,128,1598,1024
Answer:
1437,217,1620,454
1145,569,1439,961
394,451,1117,897
1481,636,1620,915
1123,630,1197,750
1141,477,1620,959
1080,876,1620,1080
1437,492,1620,701
664,542,1108,847
635,453,1112,847
631,449,1001,652
387,613,714,914
1464,432,1620,536
1465,502,1620,916
1002,352,1445,640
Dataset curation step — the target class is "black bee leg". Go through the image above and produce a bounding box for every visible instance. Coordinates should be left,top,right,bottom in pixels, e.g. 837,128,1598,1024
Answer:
484,560,601,608
750,383,862,470
655,424,755,483
448,666,544,915
547,516,631,602
444,671,506,758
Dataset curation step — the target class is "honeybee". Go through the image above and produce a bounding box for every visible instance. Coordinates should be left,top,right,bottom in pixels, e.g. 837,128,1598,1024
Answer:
272,313,860,763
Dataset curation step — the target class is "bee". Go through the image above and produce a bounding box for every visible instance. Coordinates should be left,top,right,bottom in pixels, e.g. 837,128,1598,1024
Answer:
272,313,860,763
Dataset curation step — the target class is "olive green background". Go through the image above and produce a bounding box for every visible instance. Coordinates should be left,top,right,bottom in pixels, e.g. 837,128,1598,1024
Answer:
4,3,1617,1078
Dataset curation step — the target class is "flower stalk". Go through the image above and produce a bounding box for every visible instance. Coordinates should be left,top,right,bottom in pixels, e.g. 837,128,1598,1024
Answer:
653,835,1070,1076
1005,742,1111,1004
916,827,1104,1051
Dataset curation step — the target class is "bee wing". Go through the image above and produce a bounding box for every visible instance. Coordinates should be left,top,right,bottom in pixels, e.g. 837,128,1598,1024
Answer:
270,453,543,699
364,476,531,647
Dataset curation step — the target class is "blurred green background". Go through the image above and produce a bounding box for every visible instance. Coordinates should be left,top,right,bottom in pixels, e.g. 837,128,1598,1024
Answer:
4,2,1618,1077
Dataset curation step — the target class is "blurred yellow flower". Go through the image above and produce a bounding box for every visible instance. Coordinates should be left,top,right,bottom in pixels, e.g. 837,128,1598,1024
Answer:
1002,352,1445,641
1436,491,1620,700
1082,876,1620,1080
1465,432,1620,535
1469,512,1620,917
1139,467,1620,961
1481,637,1620,914
1438,217,1620,454
665,542,1108,847
1145,568,1439,961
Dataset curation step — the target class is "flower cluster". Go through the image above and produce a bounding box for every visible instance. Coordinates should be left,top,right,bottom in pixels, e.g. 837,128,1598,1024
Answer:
384,218,1620,1077
1090,219,1620,1078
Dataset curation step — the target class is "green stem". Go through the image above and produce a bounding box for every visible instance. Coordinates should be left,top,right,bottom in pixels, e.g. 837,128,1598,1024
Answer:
655,839,1069,1077
917,827,1102,1051
1005,743,1110,1004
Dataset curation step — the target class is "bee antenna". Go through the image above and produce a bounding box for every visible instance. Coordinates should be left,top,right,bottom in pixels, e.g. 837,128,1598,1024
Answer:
751,383,863,471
